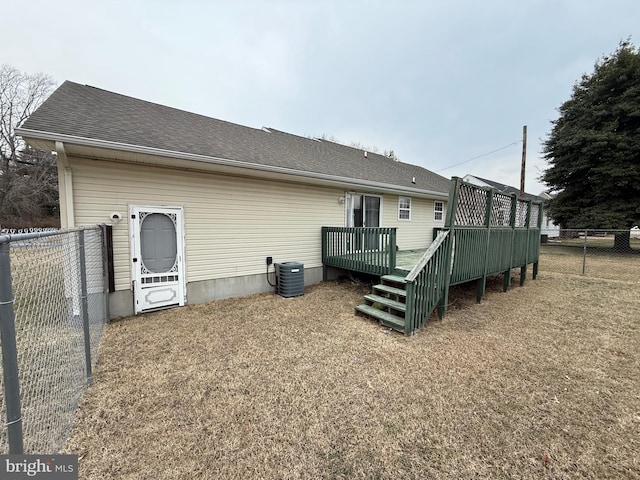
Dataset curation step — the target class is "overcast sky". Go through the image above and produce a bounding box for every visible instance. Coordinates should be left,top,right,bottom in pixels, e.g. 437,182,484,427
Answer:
4,0,639,194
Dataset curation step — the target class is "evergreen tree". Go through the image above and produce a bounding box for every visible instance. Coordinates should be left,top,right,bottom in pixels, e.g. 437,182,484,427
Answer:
541,40,640,250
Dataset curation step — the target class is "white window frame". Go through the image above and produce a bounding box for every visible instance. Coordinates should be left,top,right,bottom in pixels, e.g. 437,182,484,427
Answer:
434,201,444,222
398,196,411,221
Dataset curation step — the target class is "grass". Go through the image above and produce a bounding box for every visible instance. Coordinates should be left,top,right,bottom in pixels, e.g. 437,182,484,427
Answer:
540,244,640,280
63,250,639,479
546,234,640,250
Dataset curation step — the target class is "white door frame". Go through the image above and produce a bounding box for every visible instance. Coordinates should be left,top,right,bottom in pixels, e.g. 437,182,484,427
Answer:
344,192,383,228
344,192,383,251
130,205,186,314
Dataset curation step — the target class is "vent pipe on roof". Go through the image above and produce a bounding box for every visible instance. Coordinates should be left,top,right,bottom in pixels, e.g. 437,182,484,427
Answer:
363,151,368,158
412,177,416,184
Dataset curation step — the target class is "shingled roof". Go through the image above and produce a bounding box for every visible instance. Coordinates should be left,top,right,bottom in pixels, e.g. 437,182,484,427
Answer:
468,175,543,202
17,81,450,196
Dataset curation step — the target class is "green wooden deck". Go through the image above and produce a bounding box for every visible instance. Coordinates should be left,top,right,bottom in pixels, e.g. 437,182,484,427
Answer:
323,248,426,275
395,249,427,272
322,177,544,335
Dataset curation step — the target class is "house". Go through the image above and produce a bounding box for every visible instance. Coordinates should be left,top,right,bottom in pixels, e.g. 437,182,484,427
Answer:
17,81,450,318
463,174,560,237
536,192,562,237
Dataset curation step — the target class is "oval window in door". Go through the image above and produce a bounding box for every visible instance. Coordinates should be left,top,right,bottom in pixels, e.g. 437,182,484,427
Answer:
140,213,177,273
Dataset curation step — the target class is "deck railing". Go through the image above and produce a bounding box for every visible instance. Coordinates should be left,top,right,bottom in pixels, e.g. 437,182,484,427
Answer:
321,227,397,277
399,178,543,333
445,177,543,304
321,178,543,335
404,230,452,334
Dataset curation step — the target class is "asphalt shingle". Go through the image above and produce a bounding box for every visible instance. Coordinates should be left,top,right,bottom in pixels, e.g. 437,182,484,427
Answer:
471,176,542,201
20,81,450,194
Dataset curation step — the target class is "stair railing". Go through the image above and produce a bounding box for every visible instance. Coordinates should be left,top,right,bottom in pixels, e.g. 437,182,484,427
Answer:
403,230,452,334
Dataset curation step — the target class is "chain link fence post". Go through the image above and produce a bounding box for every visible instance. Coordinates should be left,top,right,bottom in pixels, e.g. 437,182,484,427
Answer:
78,230,93,385
101,225,111,325
540,228,639,278
0,226,110,453
0,241,24,454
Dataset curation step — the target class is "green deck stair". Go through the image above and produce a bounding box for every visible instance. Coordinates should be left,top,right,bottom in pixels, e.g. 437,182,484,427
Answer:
326,178,543,335
355,274,408,332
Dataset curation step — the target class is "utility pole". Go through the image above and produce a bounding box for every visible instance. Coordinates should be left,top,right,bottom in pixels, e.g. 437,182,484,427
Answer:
520,125,527,196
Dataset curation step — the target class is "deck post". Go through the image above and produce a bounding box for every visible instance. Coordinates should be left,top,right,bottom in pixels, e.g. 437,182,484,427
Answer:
404,281,415,335
520,265,527,286
502,270,511,292
520,200,532,286
443,177,459,228
437,232,454,319
503,193,518,292
321,227,328,281
389,228,397,274
478,186,494,303
438,178,459,318
476,278,485,303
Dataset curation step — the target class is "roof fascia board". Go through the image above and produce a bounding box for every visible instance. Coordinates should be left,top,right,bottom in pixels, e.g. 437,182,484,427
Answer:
16,128,448,199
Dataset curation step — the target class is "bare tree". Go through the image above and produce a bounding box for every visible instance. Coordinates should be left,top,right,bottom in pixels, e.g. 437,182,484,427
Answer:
0,64,56,227
3,146,58,225
315,133,398,159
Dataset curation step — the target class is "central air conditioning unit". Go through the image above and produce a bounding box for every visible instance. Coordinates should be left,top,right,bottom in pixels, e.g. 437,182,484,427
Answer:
275,262,304,298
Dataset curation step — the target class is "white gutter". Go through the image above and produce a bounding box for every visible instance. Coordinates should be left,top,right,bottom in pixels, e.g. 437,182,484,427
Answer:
16,128,449,199
55,141,75,228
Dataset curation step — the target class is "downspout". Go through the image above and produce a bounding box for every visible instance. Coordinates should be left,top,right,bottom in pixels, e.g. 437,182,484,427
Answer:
55,142,79,317
55,141,75,228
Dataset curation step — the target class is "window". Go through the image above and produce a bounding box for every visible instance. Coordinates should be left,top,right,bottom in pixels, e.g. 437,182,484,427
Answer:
434,201,444,221
398,197,411,220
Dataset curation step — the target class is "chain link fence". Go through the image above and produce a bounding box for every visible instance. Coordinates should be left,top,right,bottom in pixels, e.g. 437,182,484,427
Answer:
540,228,640,280
0,225,110,454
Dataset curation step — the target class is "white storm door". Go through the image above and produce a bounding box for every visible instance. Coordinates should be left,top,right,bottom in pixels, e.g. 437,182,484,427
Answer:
130,206,185,314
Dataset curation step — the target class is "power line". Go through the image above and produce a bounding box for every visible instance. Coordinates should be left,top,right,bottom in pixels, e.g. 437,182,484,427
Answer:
436,141,522,173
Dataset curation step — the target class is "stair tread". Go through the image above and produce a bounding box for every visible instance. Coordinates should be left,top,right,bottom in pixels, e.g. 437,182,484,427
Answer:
373,284,407,297
355,304,405,331
381,274,407,284
364,294,406,312
392,269,410,276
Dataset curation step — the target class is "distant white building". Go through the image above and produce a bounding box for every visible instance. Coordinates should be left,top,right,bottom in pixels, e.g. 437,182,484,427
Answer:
537,192,561,237
463,174,561,237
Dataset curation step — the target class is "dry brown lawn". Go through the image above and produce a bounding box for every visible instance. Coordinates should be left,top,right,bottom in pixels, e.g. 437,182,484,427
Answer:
64,251,640,479
540,243,640,281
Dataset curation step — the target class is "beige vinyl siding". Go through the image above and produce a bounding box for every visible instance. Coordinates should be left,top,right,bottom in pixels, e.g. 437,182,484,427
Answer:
382,195,446,250
70,157,345,291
